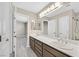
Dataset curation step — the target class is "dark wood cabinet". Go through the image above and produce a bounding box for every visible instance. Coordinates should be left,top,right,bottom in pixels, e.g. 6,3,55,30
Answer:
29,37,35,51
29,36,71,57
43,44,56,57
34,39,43,57
43,43,70,57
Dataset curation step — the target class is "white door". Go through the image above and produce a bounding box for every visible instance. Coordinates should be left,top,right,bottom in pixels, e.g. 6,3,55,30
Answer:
12,19,16,57
0,3,12,57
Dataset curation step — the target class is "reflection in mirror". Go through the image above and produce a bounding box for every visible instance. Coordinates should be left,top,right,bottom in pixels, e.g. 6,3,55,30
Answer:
48,19,57,38
58,16,69,39
43,21,48,34
75,18,79,40
39,2,79,42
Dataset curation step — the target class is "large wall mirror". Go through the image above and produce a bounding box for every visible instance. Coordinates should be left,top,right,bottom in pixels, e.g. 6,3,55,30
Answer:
58,16,69,39
48,19,57,37
75,17,79,40
43,21,48,34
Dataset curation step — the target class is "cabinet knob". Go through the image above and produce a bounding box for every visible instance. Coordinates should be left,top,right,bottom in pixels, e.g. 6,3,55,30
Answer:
6,39,9,41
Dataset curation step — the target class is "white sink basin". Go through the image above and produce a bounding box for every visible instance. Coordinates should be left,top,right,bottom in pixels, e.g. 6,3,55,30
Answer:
48,40,58,43
50,40,74,51
37,35,73,51
60,47,73,51
59,43,73,51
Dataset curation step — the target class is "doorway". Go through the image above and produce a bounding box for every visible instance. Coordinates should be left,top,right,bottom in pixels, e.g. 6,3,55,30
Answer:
11,5,30,56
43,21,48,34
13,19,28,57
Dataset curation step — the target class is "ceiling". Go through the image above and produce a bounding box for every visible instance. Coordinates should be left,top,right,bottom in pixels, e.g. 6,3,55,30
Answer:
13,2,79,18
46,2,79,17
13,2,49,13
15,12,28,23
70,2,79,13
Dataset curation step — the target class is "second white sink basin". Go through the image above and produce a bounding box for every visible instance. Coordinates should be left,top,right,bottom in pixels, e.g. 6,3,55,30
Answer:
59,43,74,51
60,47,73,51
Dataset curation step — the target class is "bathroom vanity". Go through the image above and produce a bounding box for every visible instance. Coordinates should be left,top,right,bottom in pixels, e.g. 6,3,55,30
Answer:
29,36,71,57
29,3,79,57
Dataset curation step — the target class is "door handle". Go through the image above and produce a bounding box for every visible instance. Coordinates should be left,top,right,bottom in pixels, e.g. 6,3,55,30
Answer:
0,36,1,42
13,36,16,37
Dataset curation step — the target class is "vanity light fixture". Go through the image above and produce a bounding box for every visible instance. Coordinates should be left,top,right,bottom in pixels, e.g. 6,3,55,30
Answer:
55,2,61,8
39,2,63,18
50,4,55,11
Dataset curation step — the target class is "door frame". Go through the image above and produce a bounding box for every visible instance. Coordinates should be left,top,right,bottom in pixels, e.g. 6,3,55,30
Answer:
12,6,30,56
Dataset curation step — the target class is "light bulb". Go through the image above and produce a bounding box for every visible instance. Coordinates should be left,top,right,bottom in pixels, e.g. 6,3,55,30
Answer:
32,20,35,23
50,4,55,10
55,2,61,7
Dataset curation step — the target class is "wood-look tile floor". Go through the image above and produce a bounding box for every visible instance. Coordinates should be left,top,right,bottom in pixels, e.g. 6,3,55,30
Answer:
16,47,37,57
16,38,37,57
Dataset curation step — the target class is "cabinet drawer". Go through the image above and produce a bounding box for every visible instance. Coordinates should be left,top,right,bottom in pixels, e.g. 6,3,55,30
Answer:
34,49,42,57
30,39,34,46
30,37,35,51
35,43,42,51
30,37,34,41
35,46,42,57
30,42,34,48
35,39,42,46
43,44,70,57
43,49,55,57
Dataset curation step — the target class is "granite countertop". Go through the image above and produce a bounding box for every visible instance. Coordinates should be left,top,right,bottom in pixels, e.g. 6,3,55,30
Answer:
30,34,79,57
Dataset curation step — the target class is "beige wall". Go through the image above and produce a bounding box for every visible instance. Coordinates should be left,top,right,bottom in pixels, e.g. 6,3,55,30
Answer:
15,7,37,47
16,20,26,36
40,10,76,40
51,10,76,40
15,7,77,44
74,13,79,40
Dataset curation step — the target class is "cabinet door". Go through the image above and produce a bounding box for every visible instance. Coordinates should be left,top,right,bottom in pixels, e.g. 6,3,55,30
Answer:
59,16,69,39
43,44,56,57
29,37,35,50
35,40,43,57
43,44,70,57
43,49,55,57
